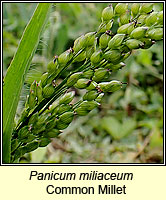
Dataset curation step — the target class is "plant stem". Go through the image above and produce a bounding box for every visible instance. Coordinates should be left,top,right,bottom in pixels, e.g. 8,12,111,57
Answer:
15,58,90,132
40,86,68,114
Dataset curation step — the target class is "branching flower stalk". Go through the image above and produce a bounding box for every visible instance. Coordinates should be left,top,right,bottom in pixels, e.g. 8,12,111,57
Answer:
11,3,163,162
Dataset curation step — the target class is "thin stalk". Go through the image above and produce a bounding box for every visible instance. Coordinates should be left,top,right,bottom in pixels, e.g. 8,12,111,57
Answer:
15,34,125,134
15,59,91,132
72,99,83,110
52,49,85,81
39,86,68,114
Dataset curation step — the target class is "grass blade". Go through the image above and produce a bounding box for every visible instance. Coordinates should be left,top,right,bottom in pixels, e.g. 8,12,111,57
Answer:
3,3,52,163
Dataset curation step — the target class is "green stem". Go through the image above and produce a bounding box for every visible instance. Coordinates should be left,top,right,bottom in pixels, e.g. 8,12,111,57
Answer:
52,49,85,81
15,59,91,132
72,99,83,110
39,86,68,115
39,61,92,114
15,22,130,135
3,3,52,163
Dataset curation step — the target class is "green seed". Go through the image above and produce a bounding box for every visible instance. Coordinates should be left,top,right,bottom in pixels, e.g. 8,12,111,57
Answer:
119,10,131,25
145,12,158,26
41,72,49,87
45,118,57,130
82,69,94,79
47,60,58,74
97,20,113,34
86,81,98,91
139,38,155,49
99,32,111,49
73,32,95,52
98,22,107,34
125,39,144,49
22,141,39,153
43,83,55,98
27,90,36,109
33,120,45,132
36,81,43,102
56,104,72,115
114,3,128,15
73,51,86,63
117,23,133,34
73,35,84,53
83,90,99,101
74,107,89,116
104,63,113,69
59,91,75,105
108,34,125,49
33,116,46,134
90,50,103,65
99,80,122,92
131,3,140,17
18,126,30,140
83,32,96,47
37,114,48,125
56,120,69,130
102,5,114,22
121,45,131,53
130,27,148,39
51,105,59,116
104,50,122,64
78,101,90,110
34,124,45,135
28,112,38,125
43,129,61,138
19,134,36,143
157,11,163,25
86,45,96,59
140,3,153,14
79,100,100,111
92,68,109,82
95,93,104,103
75,78,90,89
105,62,126,71
106,20,114,30
30,80,37,95
121,51,131,61
147,28,163,40
87,100,100,110
66,72,83,87
137,14,147,26
58,49,73,66
39,138,51,147
127,22,135,34
59,111,74,124
75,32,96,50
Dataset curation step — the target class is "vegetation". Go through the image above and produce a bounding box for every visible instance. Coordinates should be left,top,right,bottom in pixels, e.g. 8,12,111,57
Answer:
3,3,163,163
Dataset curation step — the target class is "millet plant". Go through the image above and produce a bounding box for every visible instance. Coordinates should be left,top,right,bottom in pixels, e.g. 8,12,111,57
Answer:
3,3,163,163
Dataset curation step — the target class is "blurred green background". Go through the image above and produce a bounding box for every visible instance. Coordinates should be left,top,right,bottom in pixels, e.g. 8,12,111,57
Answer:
3,3,163,163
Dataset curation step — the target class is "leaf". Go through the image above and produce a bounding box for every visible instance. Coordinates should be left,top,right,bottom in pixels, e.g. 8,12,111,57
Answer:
149,128,163,148
121,118,137,137
136,49,152,66
102,117,136,140
102,117,121,140
3,3,52,163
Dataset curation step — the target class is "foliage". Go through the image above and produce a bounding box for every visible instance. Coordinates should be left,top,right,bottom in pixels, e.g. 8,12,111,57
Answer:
3,3,51,163
3,3,163,163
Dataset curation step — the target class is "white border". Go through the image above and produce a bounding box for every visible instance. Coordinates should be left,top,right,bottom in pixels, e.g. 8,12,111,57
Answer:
1,1,165,166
